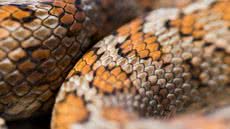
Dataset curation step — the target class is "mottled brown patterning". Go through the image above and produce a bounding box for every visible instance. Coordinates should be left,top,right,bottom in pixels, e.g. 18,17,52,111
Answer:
0,0,228,129
52,0,230,129
0,0,140,120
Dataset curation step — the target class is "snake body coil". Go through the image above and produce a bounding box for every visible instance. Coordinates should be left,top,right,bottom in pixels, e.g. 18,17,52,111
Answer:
0,0,140,120
52,0,230,129
0,0,228,129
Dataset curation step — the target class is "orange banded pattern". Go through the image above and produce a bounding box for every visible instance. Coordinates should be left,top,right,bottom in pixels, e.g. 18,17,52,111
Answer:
0,0,84,120
52,0,230,129
0,0,140,120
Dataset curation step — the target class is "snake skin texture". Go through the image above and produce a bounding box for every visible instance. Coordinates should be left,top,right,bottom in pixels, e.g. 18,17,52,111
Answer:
137,0,196,11
71,106,230,129
52,0,230,129
0,0,140,120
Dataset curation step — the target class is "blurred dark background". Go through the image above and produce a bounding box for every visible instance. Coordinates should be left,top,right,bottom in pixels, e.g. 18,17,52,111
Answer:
7,115,50,129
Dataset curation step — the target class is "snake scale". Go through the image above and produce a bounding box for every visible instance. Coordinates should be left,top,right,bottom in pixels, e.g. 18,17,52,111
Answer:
0,0,229,129
0,0,141,121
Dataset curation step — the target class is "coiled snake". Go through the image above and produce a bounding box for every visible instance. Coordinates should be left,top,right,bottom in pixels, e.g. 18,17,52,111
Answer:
0,0,229,129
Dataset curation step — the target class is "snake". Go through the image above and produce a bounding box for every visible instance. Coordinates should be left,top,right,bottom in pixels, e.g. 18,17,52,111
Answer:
0,0,141,121
0,0,229,129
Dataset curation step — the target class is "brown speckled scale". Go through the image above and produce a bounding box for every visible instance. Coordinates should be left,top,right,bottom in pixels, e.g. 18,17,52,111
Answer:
0,0,140,121
52,0,230,129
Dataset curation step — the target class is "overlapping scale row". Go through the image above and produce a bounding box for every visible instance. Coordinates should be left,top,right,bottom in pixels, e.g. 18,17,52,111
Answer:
0,0,140,120
52,0,230,129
